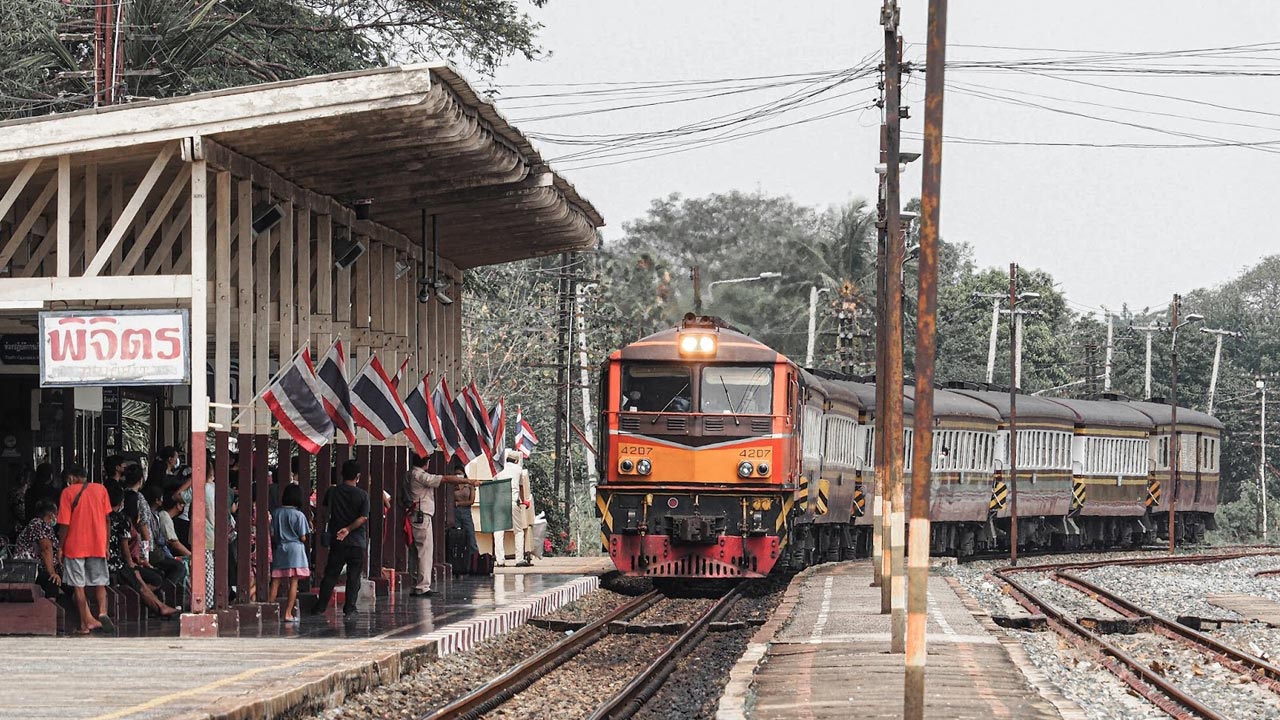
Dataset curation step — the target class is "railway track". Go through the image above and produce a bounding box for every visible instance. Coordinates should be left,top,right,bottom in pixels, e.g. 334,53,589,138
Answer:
420,585,743,720
995,550,1280,720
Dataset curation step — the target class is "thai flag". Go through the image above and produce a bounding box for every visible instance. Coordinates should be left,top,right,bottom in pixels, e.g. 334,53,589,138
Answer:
429,378,465,463
452,389,487,467
315,339,355,445
350,354,409,442
514,407,539,459
489,397,507,458
403,373,436,459
390,357,410,389
464,383,494,448
262,350,334,454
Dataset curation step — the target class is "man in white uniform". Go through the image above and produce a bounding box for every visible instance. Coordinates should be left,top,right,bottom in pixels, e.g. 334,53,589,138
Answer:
492,450,534,566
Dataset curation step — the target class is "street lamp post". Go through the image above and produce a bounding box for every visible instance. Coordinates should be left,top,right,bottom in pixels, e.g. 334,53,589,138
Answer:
1168,294,1203,554
806,286,832,367
1260,379,1269,543
705,271,782,303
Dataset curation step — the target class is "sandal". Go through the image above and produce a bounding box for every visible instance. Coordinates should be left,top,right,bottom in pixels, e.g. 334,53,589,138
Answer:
97,615,116,634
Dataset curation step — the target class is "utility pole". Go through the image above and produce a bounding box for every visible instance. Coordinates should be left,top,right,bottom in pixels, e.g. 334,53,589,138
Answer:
1008,263,1020,566
1201,327,1242,415
1259,379,1268,543
691,266,703,315
872,133,887,595
837,288,860,376
576,282,599,499
1084,343,1099,398
1168,294,1180,555
976,293,1003,384
878,0,907,654
554,252,572,533
904,0,947,715
1104,312,1114,392
805,286,826,367
1132,324,1161,400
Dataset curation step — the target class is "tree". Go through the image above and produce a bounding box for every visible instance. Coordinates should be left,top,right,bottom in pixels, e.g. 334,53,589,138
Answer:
0,0,548,119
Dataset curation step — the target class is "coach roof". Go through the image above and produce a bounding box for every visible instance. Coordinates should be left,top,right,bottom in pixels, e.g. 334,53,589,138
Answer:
1126,400,1224,431
1044,397,1155,430
950,389,1076,425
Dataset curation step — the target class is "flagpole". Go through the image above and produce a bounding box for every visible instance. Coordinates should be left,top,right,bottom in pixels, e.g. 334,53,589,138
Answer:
230,340,311,427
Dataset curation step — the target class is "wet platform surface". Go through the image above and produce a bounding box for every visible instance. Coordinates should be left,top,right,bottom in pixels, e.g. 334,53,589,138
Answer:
0,571,600,720
719,561,1082,720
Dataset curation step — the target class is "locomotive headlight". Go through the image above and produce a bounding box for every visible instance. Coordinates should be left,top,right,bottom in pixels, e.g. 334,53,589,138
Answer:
637,459,652,475
757,462,770,476
738,461,755,478
620,459,635,473
677,331,717,356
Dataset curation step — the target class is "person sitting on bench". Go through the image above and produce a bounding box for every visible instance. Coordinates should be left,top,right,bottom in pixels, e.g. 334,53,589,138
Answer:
14,500,62,600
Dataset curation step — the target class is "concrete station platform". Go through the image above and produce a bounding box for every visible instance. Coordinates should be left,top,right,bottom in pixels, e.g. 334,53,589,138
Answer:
0,571,602,720
718,561,1084,720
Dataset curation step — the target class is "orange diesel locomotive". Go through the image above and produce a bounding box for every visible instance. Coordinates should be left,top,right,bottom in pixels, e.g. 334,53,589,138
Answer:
597,315,801,577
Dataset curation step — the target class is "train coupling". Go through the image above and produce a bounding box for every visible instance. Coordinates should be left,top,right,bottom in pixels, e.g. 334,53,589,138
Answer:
671,514,725,544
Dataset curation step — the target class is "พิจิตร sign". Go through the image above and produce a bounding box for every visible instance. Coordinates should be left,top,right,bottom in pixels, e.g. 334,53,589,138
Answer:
39,310,190,387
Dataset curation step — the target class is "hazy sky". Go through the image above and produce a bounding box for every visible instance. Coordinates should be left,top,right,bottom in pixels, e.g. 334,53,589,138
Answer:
489,2,1280,316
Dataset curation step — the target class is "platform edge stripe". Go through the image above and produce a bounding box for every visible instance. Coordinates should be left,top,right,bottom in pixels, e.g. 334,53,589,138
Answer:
943,575,1087,720
714,563,826,720
433,576,599,658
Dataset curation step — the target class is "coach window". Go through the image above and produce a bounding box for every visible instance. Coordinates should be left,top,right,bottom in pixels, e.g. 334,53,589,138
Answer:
702,366,773,415
621,364,693,413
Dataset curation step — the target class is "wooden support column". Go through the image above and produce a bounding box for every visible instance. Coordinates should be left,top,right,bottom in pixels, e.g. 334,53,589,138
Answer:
82,163,97,270
367,243,386,578
295,206,313,523
253,194,272,603
352,240,372,578
56,154,71,277
212,169,233,612
186,148,210,619
276,200,295,512
234,178,254,602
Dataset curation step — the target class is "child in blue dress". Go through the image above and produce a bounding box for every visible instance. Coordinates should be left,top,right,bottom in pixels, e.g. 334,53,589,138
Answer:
268,484,310,622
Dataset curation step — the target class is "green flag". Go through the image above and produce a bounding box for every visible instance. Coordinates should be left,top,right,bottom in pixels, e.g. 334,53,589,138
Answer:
478,477,513,532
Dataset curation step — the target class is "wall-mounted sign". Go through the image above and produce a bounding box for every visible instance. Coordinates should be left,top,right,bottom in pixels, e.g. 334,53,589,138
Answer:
39,310,190,387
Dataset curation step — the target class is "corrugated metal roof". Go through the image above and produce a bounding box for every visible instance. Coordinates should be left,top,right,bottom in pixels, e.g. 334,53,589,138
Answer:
0,65,602,270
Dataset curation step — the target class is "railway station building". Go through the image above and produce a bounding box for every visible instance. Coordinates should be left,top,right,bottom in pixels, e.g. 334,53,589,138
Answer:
0,64,602,634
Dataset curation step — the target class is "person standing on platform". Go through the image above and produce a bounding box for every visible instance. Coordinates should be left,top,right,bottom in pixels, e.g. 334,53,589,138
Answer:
268,484,310,622
452,462,481,559
492,451,534,567
56,466,113,635
310,460,370,616
404,454,475,597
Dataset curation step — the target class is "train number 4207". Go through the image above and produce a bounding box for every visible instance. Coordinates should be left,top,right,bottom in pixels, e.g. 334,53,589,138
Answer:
739,449,771,458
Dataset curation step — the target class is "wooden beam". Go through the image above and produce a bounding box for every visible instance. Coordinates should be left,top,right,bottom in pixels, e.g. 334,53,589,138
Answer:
0,274,192,301
117,170,189,275
188,152,210,613
141,198,191,275
296,207,311,350
20,183,84,278
0,174,57,271
354,238,371,330
236,179,255,435
215,170,232,429
254,192,272,430
84,141,176,277
0,158,40,222
83,163,97,268
56,155,71,277
278,200,295,360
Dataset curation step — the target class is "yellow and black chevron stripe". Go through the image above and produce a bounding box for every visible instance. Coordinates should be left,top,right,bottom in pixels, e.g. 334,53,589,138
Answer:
1069,478,1086,517
816,479,830,515
988,479,1008,516
777,494,794,533
852,483,866,517
1145,479,1161,508
597,492,614,552
797,475,810,513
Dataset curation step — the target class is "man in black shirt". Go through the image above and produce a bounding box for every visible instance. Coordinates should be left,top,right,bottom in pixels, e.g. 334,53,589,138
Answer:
310,459,370,615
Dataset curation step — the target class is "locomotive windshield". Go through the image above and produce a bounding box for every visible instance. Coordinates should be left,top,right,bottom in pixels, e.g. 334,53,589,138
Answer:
621,364,692,413
701,366,773,415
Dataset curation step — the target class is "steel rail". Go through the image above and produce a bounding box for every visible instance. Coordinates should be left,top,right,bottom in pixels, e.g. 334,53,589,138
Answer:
588,584,745,720
996,568,1226,720
419,589,662,720
997,548,1279,575
1055,571,1280,693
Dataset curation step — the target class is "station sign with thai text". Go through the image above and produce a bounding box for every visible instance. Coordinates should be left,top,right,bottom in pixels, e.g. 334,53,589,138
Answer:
39,310,191,387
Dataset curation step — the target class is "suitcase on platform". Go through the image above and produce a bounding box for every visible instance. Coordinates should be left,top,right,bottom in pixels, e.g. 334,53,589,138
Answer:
470,552,494,576
446,527,471,574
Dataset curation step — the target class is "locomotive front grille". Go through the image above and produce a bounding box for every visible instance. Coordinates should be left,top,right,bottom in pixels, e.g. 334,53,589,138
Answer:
665,417,687,432
751,418,771,433
620,416,640,432
704,417,725,432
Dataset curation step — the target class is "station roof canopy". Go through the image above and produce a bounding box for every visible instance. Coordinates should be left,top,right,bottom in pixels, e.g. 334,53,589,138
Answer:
0,64,603,270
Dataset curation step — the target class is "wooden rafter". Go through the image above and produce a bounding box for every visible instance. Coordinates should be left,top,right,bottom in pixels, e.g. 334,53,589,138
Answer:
84,141,176,276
